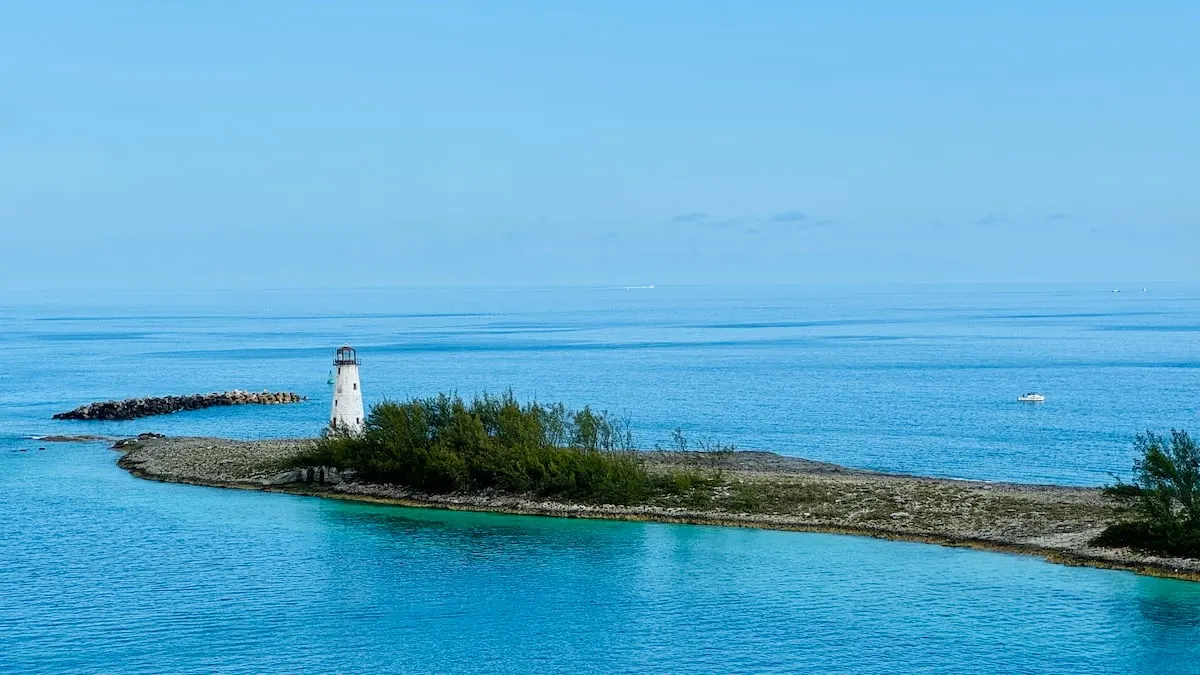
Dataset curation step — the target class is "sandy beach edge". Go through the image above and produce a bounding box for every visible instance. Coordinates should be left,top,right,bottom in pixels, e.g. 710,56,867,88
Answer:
114,436,1200,583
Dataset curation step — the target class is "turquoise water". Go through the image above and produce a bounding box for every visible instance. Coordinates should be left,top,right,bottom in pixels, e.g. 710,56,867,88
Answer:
3,285,1200,672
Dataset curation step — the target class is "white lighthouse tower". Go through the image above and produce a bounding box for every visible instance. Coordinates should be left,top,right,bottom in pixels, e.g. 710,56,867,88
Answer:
330,345,365,434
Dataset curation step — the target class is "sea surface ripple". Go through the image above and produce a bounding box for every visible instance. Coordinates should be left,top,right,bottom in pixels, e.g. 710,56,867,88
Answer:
2,284,1199,672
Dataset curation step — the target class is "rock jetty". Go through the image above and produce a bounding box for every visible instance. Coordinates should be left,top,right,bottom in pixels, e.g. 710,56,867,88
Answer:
53,390,305,421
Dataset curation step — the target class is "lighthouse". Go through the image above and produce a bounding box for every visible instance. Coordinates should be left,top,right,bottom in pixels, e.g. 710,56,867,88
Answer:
330,345,365,434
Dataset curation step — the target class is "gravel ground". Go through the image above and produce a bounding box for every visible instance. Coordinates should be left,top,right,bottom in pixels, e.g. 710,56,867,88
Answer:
115,436,1200,581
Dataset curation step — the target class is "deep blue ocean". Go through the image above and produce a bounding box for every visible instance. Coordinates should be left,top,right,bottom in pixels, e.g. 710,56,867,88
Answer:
2,284,1199,673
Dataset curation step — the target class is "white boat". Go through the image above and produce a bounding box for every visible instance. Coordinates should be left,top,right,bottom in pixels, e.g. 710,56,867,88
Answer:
1017,393,1046,403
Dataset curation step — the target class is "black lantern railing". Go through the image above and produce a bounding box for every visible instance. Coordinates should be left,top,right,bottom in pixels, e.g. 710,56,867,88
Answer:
333,345,361,365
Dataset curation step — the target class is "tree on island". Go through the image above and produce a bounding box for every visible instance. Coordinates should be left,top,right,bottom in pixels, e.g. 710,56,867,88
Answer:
298,391,736,506
1094,430,1200,557
299,392,652,504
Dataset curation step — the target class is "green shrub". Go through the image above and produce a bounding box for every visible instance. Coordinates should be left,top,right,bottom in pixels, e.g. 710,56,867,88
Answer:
296,392,650,504
1093,430,1200,557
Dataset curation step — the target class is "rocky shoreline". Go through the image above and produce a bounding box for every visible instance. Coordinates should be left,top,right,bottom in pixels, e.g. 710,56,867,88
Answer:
53,391,305,421
113,435,1200,582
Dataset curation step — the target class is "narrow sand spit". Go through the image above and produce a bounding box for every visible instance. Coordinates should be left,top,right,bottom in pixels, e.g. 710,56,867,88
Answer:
115,435,1200,581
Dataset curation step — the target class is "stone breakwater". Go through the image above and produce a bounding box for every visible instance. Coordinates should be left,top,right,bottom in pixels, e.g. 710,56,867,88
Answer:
53,390,305,421
112,435,1200,582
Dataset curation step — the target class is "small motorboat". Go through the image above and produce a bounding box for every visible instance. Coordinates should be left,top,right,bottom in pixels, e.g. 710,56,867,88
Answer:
1017,393,1046,403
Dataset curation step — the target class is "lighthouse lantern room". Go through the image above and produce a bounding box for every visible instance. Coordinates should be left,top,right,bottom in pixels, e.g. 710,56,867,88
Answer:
330,345,365,434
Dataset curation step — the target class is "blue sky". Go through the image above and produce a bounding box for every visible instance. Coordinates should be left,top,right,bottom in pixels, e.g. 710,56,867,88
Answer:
2,1,1197,289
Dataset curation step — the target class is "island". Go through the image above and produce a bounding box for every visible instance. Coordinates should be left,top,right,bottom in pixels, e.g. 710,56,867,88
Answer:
113,434,1200,582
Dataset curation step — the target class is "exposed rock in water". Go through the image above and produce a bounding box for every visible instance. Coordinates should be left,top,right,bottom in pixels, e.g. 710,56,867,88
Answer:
53,390,306,421
112,433,167,449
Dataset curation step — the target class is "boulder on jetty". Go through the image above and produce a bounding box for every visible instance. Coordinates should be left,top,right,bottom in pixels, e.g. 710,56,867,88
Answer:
53,390,306,421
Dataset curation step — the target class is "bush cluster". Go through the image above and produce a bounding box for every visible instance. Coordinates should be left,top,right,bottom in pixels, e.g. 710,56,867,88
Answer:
296,393,653,504
1094,430,1200,557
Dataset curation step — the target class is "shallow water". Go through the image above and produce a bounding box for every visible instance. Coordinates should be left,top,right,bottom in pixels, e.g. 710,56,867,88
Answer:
2,284,1199,672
